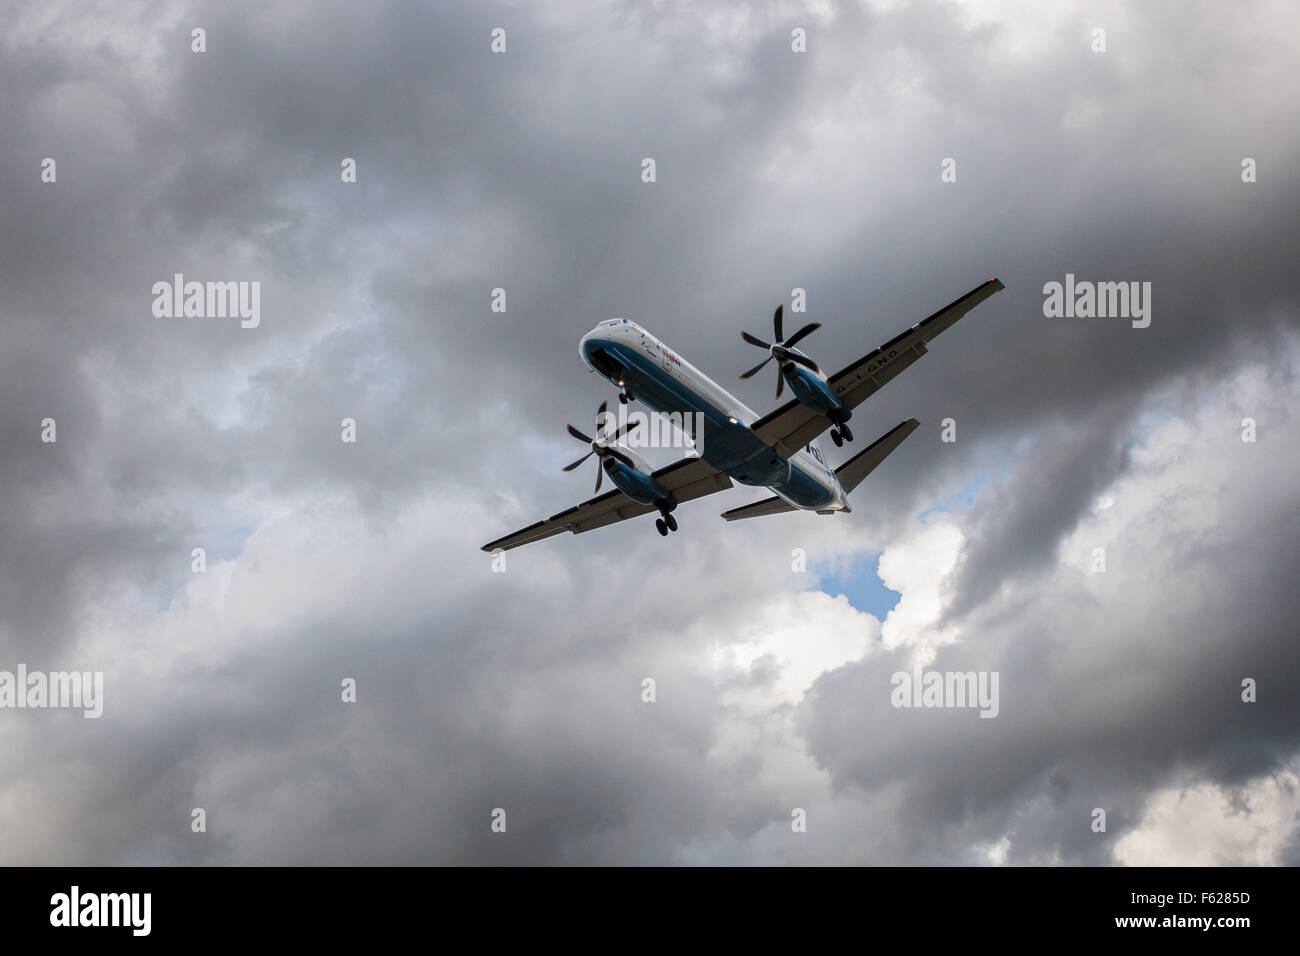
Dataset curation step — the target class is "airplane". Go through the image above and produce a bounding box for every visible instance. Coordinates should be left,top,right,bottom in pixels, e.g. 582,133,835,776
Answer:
482,278,1004,552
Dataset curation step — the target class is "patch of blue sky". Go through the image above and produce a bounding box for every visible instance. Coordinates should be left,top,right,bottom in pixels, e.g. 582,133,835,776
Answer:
147,521,258,612
812,551,901,622
917,469,990,521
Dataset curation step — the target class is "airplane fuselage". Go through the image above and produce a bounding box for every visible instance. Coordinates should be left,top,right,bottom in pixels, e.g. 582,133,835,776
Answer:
579,319,848,514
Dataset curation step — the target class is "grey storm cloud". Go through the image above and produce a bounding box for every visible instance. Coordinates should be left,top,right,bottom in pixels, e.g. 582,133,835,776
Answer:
0,0,1297,864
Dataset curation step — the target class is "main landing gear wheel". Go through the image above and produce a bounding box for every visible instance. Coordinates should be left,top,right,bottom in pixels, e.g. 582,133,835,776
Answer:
619,391,633,405
664,513,677,532
838,422,853,442
655,518,669,536
830,428,843,447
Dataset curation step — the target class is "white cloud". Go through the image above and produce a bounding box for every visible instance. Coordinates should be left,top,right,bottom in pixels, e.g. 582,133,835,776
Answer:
1115,761,1300,866
878,519,964,660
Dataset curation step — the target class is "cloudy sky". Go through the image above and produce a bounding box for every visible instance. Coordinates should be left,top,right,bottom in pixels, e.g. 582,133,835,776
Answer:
2,0,1297,865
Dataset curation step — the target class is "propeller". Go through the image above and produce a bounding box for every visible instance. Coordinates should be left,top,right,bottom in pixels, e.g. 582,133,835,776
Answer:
739,304,821,398
561,399,641,493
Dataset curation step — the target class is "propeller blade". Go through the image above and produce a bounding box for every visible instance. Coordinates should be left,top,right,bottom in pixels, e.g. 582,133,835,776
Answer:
604,447,635,469
562,450,594,472
567,424,593,444
784,351,820,374
609,419,641,441
781,321,821,349
776,369,785,399
739,355,772,379
594,465,603,494
595,400,610,437
741,330,771,350
773,304,784,343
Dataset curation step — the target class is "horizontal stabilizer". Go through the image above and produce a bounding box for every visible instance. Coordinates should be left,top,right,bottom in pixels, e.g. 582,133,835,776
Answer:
720,494,797,522
721,419,919,521
836,418,919,494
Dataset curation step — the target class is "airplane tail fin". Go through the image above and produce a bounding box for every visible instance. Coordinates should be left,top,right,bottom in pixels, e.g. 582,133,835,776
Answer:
835,418,920,495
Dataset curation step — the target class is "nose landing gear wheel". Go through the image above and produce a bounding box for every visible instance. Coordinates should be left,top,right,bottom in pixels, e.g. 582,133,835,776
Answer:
830,428,843,447
664,513,677,532
655,518,669,536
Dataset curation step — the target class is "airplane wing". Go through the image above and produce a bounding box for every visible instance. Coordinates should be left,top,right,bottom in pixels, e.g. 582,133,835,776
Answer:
482,454,732,552
750,278,1004,458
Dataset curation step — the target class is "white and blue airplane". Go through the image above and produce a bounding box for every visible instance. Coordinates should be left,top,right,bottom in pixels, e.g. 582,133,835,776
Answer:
483,278,1004,552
